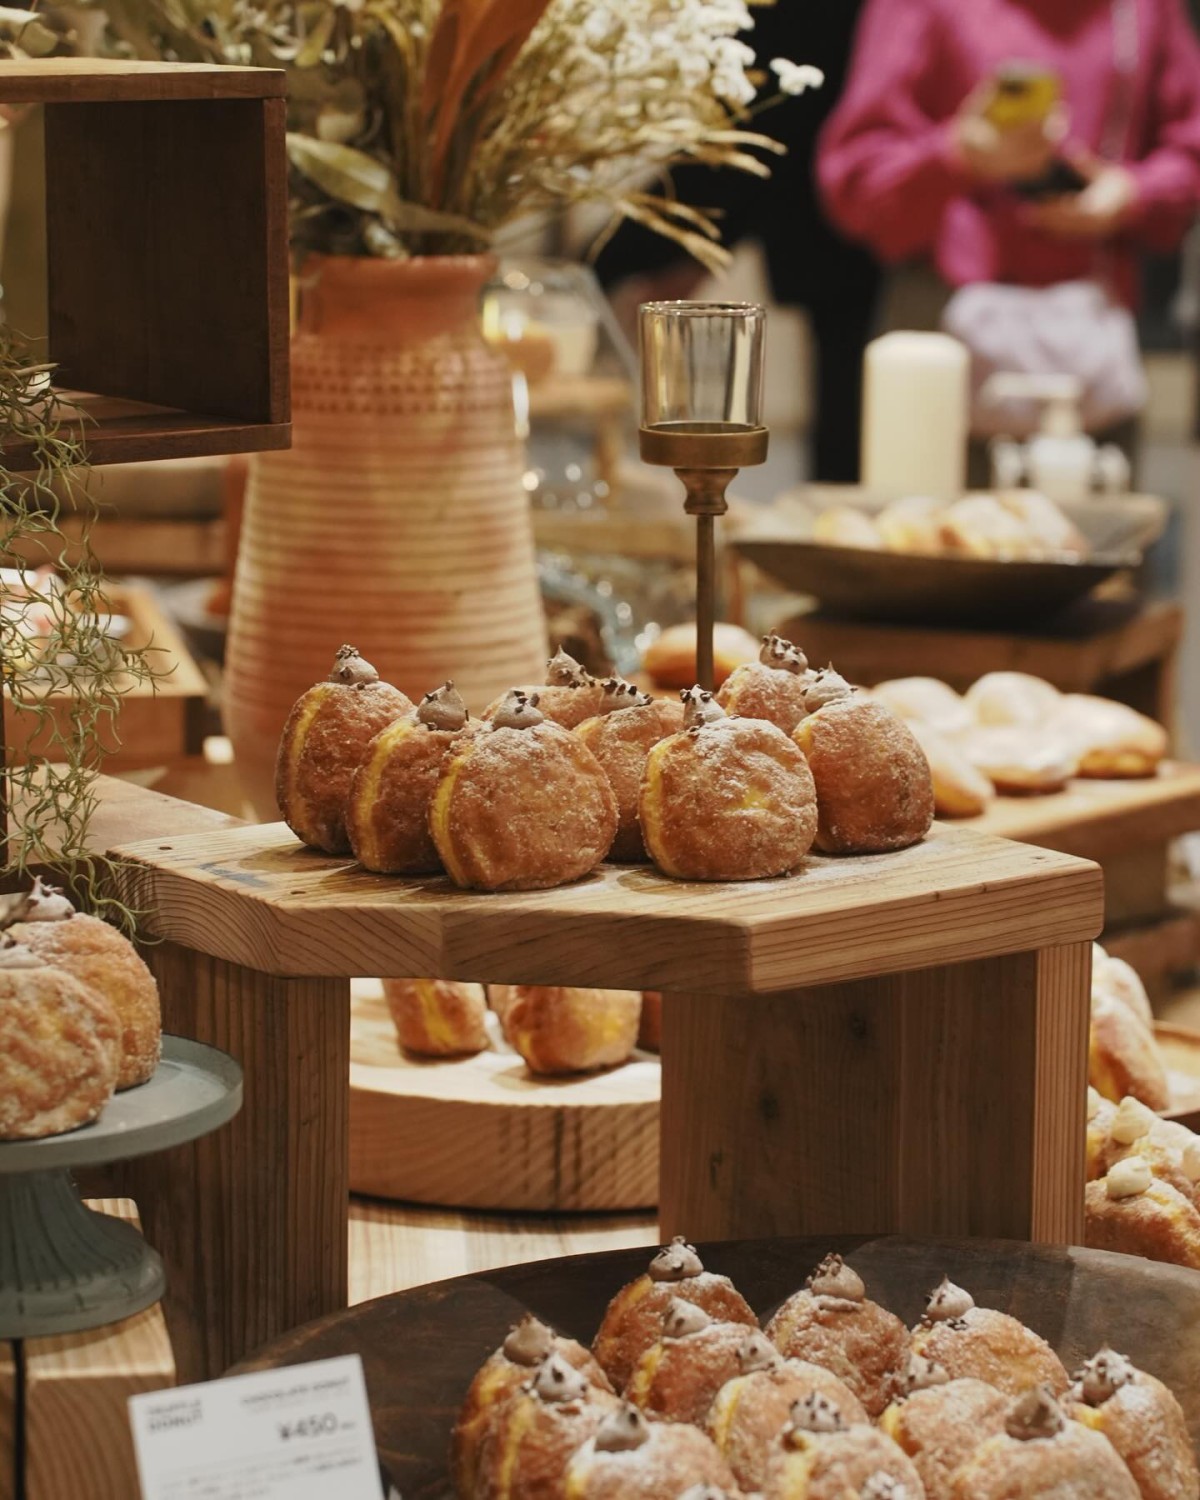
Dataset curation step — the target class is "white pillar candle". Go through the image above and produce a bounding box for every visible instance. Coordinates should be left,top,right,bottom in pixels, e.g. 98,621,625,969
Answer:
861,332,969,501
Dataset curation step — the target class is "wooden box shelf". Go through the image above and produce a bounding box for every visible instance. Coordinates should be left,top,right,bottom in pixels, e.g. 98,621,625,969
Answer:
101,795,1102,1383
0,60,290,468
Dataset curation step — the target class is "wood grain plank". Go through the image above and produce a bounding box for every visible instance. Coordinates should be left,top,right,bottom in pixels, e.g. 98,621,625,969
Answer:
0,59,285,102
349,985,659,1211
659,948,1091,1244
347,1200,659,1307
114,947,349,1381
24,1200,174,1500
109,824,1103,993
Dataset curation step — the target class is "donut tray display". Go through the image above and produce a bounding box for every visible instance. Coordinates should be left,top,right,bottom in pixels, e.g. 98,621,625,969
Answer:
349,982,660,1210
241,1234,1200,1498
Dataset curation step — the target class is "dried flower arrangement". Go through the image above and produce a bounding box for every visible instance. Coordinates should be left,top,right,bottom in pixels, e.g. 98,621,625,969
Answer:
0,327,161,924
93,0,821,266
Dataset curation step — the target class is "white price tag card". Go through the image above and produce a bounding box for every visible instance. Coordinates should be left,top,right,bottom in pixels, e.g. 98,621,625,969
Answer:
129,1353,384,1500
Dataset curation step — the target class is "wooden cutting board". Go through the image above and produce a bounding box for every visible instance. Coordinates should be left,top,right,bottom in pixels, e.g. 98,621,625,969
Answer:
349,983,659,1213
1157,1021,1200,1131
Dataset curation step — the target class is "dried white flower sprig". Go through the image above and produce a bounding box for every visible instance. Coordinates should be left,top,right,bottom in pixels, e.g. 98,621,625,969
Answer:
95,0,817,267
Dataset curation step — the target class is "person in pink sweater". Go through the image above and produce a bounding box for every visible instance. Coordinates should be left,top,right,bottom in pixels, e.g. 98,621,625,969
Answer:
818,0,1200,309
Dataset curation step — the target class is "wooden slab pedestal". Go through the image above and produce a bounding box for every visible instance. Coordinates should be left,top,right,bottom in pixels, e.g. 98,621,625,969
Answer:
105,808,1102,1379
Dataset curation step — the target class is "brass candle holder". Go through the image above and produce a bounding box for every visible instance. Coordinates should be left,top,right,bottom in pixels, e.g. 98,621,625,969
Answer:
638,303,769,691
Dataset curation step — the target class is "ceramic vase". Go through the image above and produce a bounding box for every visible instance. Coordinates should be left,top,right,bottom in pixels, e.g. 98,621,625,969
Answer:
225,254,548,816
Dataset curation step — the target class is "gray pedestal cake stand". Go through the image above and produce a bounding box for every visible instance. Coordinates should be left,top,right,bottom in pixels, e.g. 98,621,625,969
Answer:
0,1035,243,1338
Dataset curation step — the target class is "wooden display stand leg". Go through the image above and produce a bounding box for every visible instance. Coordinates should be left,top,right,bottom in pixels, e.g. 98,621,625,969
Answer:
659,945,1089,1245
117,944,350,1381
0,1342,13,1500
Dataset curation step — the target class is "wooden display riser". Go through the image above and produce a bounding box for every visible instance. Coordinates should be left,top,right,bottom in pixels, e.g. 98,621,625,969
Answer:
87,779,1102,1383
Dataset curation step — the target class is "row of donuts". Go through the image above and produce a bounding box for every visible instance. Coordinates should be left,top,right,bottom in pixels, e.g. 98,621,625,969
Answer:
275,639,936,890
453,1241,1198,1500
870,672,1168,819
0,879,162,1140
385,979,660,1073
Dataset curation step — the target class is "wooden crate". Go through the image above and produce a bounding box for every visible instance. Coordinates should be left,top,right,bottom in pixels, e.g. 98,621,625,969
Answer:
4,582,208,770
0,60,290,468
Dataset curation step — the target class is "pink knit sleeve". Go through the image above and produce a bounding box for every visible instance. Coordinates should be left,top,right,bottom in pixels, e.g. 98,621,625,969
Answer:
816,0,970,263
1124,0,1200,250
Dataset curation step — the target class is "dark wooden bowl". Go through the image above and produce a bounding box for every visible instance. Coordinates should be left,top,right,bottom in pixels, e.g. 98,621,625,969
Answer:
241,1234,1200,1498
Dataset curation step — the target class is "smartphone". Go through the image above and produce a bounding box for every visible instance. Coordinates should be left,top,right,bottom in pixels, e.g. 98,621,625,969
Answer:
983,62,1088,198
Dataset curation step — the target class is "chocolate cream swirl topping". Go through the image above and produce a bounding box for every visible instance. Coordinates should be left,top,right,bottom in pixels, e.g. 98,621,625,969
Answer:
328,644,379,686
417,681,468,732
648,1237,704,1282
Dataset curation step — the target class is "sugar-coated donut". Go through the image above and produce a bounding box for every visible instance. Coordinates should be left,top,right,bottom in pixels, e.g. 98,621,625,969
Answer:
716,635,815,736
431,690,618,890
1053,693,1168,779
575,687,685,862
0,942,121,1139
876,494,943,553
1069,1348,1200,1500
878,1371,1007,1500
964,671,1063,727
793,673,934,855
1085,1165,1200,1269
705,1335,868,1492
347,683,476,875
564,1404,737,1499
641,690,818,881
948,1385,1139,1499
909,1278,1069,1396
870,677,973,737
642,622,760,691
383,979,489,1057
474,1353,622,1500
593,1239,758,1394
276,645,413,854
997,489,1089,557
764,1255,911,1419
904,719,994,818
759,1395,925,1500
625,1301,752,1425
1093,945,1154,1028
955,724,1078,794
483,649,608,730
5,878,160,1090
1089,992,1170,1110
939,493,1037,558
503,986,642,1075
452,1316,611,1498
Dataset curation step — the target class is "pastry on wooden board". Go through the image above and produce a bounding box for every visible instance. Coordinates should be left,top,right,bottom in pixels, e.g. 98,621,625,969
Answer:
793,672,934,856
575,685,685,862
347,682,476,875
1089,992,1170,1111
1053,693,1168,779
1085,1157,1200,1269
954,723,1078,794
870,677,973,738
642,621,760,691
764,1255,911,1420
1093,946,1154,1029
451,1315,611,1499
641,689,818,881
3,878,160,1090
276,644,412,854
431,690,618,891
903,718,994,819
501,986,642,1075
563,1403,737,1499
593,1239,758,1394
908,1277,1069,1397
0,939,121,1140
1087,1094,1200,1204
716,635,815,736
383,978,489,1058
812,505,883,550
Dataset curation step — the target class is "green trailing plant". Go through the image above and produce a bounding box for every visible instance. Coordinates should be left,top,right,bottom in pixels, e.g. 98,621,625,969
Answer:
0,324,162,927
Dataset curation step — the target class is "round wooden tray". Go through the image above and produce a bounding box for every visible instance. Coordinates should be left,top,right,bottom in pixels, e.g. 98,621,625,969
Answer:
349,983,660,1211
243,1233,1200,1498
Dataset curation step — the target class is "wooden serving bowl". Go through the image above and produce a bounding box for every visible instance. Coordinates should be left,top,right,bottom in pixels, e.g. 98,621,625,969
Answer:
240,1234,1200,1497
